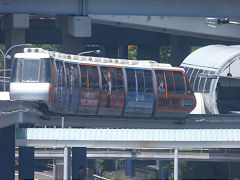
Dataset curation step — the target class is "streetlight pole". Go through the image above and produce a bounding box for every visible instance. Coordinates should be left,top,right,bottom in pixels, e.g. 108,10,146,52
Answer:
77,50,100,56
3,43,32,91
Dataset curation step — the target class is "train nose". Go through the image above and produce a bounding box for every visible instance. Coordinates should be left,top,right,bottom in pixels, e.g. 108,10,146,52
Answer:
10,83,50,101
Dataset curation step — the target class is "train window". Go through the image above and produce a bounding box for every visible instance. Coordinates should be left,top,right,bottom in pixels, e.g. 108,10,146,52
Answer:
155,70,166,93
126,69,136,91
144,70,153,93
22,59,40,82
93,66,99,90
110,68,117,91
136,70,144,92
88,66,94,90
165,71,174,93
40,59,52,83
56,60,66,87
80,65,87,90
116,68,124,91
65,63,72,88
173,71,185,94
11,59,22,82
72,64,80,88
101,67,108,90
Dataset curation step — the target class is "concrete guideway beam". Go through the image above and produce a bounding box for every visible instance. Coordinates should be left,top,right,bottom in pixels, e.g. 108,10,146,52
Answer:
90,15,240,42
0,0,239,18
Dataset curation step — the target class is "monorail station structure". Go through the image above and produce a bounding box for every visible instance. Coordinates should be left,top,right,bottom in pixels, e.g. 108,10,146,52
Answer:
181,45,240,115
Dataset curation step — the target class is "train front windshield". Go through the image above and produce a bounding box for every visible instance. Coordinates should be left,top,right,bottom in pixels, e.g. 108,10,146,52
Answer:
11,58,52,83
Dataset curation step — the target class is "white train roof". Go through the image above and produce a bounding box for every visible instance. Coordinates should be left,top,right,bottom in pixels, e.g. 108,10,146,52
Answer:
181,45,240,72
20,48,183,70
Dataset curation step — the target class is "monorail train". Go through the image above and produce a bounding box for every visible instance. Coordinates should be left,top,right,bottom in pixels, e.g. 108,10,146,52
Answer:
9,48,196,117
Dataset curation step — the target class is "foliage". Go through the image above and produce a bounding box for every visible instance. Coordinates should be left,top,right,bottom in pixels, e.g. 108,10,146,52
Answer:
104,170,131,180
128,46,137,60
97,160,116,172
191,46,202,53
146,172,157,180
159,46,171,63
31,44,62,52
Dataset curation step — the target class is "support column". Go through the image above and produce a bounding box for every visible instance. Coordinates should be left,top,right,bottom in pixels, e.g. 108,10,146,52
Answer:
119,45,128,59
157,160,167,180
105,44,118,58
63,147,71,180
170,35,190,66
137,44,160,61
2,14,29,81
125,159,134,178
0,125,15,180
56,15,90,54
72,147,87,180
19,147,34,180
174,148,178,180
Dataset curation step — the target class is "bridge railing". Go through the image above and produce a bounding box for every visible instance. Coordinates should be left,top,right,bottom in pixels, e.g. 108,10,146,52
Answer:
0,69,11,91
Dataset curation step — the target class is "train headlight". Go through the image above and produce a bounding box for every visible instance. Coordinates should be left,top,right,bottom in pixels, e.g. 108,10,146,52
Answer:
182,98,195,107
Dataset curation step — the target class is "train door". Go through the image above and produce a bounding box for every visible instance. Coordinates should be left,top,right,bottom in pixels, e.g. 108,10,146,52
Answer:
155,69,193,117
55,59,67,113
124,67,154,117
78,64,100,115
65,62,80,114
98,66,125,116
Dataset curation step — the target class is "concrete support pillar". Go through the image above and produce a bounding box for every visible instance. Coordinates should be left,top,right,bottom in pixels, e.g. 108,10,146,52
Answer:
63,147,71,180
174,148,178,180
125,159,134,178
157,160,167,180
56,15,85,54
0,125,15,180
72,147,87,180
170,35,191,66
105,44,118,58
19,147,34,180
119,45,128,59
2,14,28,76
137,44,160,61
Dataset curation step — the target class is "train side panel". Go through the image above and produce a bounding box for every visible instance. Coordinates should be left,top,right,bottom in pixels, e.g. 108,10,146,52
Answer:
77,64,100,115
98,66,125,116
123,67,155,117
154,69,196,117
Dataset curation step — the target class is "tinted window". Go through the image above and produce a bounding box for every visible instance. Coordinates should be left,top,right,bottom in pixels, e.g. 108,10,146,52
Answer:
93,66,99,90
144,70,153,93
101,67,108,90
22,59,40,82
136,70,144,92
40,58,52,83
155,70,166,93
11,59,22,82
116,68,124,91
126,69,136,91
165,71,174,93
56,60,66,87
80,65,87,89
173,71,185,94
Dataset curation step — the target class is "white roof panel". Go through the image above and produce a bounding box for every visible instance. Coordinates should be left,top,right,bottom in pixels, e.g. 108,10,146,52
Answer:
181,45,240,71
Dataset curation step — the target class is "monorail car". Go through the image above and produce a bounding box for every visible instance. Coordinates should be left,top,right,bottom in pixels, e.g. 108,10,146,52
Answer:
10,48,196,117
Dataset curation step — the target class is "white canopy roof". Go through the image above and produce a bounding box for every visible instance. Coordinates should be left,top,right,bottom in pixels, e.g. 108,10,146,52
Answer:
181,45,240,72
